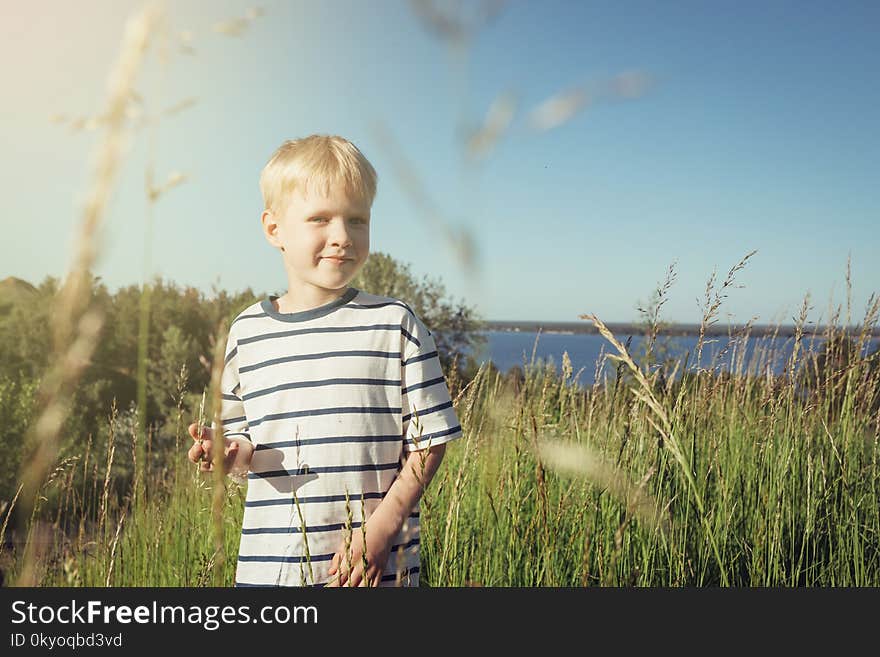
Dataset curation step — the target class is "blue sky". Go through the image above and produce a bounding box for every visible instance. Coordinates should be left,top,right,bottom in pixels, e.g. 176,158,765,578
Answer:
1,0,877,325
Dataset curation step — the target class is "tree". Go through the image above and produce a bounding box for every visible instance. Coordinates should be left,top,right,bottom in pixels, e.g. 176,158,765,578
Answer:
350,251,487,384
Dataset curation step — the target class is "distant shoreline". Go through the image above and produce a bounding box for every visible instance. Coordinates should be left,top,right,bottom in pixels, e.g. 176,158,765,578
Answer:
483,320,880,338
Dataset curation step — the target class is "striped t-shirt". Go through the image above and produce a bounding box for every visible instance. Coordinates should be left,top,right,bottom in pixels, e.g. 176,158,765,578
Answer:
213,286,463,587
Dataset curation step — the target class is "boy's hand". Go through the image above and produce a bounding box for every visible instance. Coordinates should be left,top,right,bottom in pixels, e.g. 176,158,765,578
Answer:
186,422,246,475
326,509,399,588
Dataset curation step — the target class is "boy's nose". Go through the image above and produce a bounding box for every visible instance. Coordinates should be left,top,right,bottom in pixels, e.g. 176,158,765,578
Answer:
329,222,353,245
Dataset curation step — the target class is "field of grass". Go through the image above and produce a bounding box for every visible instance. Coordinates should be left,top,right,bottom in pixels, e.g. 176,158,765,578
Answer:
3,308,878,587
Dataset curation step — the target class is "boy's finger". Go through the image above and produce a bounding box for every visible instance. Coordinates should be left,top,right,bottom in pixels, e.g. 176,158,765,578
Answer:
189,424,214,442
336,559,351,587
190,441,210,462
188,440,210,462
348,565,366,588
328,553,339,575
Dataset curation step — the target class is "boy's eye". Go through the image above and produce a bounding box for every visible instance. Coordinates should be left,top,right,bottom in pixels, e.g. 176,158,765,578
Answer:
310,217,368,224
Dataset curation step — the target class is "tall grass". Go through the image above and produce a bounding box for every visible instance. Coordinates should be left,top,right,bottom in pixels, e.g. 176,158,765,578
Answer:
421,302,879,586
3,289,878,586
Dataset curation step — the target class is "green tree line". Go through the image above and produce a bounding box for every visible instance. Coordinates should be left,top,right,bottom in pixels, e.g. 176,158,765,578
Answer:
0,252,488,504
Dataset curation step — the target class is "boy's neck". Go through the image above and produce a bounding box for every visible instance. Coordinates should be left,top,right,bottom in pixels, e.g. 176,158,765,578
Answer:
273,286,351,314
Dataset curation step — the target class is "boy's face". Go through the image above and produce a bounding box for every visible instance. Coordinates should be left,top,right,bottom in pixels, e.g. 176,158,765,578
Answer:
262,184,371,297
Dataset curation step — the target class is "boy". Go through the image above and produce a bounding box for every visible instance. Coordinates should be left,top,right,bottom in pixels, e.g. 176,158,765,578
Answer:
186,135,462,587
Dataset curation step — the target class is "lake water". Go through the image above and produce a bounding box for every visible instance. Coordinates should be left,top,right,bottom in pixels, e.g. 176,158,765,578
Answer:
464,331,879,387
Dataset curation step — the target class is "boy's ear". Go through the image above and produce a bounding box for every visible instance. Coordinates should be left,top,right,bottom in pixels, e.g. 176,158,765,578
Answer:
261,209,280,247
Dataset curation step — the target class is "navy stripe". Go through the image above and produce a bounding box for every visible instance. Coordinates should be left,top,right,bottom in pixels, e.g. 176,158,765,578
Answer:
406,424,462,445
235,581,282,588
238,323,402,346
241,514,419,533
222,393,241,402
232,382,240,395
221,415,247,426
237,540,419,565
238,552,335,564
255,433,402,450
243,377,400,402
381,567,420,582
224,345,237,365
246,492,386,507
350,300,413,317
223,431,251,439
242,520,364,535
238,566,420,587
402,375,445,395
403,350,437,367
390,537,420,553
231,311,269,325
240,350,401,374
402,400,453,424
249,406,400,428
400,326,420,350
249,461,400,479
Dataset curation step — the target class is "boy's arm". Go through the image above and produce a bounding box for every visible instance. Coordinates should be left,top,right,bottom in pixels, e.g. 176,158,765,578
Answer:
373,442,447,534
328,311,462,586
327,442,446,586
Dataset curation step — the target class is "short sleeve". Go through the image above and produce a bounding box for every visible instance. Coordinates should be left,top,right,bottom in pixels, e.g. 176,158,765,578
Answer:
400,311,463,451
211,327,252,444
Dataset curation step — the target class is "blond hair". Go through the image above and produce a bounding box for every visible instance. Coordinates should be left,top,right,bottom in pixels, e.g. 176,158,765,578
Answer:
259,134,378,214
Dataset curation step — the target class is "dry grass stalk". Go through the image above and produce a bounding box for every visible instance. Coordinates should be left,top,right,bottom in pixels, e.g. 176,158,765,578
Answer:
162,96,198,116
695,250,758,369
408,0,506,48
291,488,314,586
130,405,142,509
579,311,729,583
785,293,812,381
208,320,230,585
213,7,265,37
369,119,477,273
636,260,677,368
437,364,484,583
465,91,517,160
537,441,667,535
0,484,23,560
15,3,163,587
77,431,94,549
528,70,655,132
177,30,195,55
105,510,127,587
845,253,853,330
55,456,81,528
529,85,593,132
147,170,189,201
